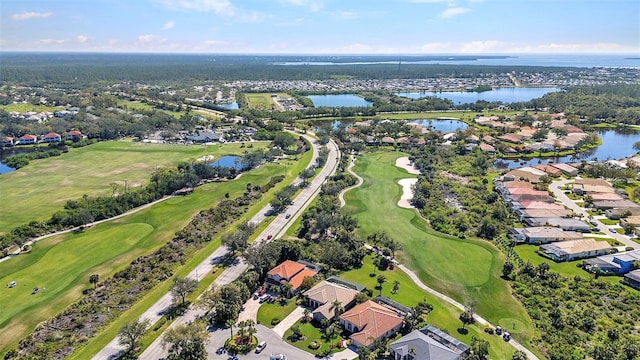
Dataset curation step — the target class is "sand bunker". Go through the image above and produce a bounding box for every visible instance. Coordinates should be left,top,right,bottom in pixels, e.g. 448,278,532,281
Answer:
197,155,215,162
395,157,421,175
397,178,418,209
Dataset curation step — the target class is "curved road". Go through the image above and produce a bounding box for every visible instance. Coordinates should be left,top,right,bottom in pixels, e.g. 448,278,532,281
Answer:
549,179,637,250
92,135,339,360
339,156,540,360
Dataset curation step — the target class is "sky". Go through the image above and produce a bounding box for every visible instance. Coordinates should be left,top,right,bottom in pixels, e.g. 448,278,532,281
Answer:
1,0,639,54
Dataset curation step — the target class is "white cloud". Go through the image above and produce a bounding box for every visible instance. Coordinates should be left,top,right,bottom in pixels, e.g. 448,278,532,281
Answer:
11,12,53,21
162,21,175,30
535,42,637,53
137,34,166,43
439,7,470,18
76,35,89,43
279,0,324,12
157,0,234,15
203,39,228,45
36,39,65,44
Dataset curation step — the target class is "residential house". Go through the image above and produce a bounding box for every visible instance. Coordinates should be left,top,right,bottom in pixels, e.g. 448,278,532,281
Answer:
592,199,640,211
620,216,640,231
186,131,221,143
606,207,640,220
265,260,318,296
66,130,84,141
550,163,579,176
43,132,62,143
479,143,495,154
303,277,363,322
503,167,546,183
508,227,583,244
482,135,496,144
389,325,470,360
498,134,524,144
532,164,562,177
381,136,396,145
339,300,404,348
623,270,640,290
520,209,573,219
18,134,38,145
525,218,591,232
572,179,614,195
584,250,640,275
2,136,14,147
540,239,612,261
590,192,624,201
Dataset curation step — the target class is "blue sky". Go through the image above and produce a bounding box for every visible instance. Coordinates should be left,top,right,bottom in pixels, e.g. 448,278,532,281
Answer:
2,0,639,53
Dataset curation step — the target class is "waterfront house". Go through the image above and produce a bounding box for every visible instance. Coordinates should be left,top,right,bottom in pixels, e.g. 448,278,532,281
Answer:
43,132,62,143
339,300,403,348
18,134,38,145
2,136,14,147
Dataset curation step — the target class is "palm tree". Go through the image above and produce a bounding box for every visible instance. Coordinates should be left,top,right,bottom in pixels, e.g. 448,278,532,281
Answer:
303,309,312,323
376,275,387,296
329,300,343,320
225,318,235,337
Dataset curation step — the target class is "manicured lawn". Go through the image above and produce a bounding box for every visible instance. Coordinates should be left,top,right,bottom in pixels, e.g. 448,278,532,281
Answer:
0,103,64,113
257,299,298,328
283,320,343,357
599,218,619,225
338,256,517,359
343,151,537,352
0,147,312,355
244,93,284,110
0,140,268,233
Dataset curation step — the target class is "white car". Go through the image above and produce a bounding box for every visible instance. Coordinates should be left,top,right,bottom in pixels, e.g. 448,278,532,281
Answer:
255,341,267,353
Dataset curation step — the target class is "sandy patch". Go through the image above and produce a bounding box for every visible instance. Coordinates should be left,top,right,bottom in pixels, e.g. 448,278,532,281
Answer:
395,157,421,175
197,155,215,162
397,178,418,209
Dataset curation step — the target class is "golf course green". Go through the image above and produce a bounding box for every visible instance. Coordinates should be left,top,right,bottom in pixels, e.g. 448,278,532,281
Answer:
343,151,536,349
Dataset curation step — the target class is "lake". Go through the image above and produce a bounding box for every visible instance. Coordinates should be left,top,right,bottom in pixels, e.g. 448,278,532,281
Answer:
306,94,373,107
494,128,640,169
396,87,560,104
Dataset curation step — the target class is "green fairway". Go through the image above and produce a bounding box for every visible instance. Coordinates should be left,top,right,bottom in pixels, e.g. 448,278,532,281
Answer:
245,93,284,110
0,147,311,354
343,151,536,349
0,103,64,113
339,256,517,359
0,140,268,233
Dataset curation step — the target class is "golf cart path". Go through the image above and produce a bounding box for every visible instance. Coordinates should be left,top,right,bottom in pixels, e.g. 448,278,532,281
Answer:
341,155,539,360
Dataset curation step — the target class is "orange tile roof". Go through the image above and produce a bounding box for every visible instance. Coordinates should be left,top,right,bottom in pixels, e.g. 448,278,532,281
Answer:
340,300,403,347
289,268,317,290
267,260,305,281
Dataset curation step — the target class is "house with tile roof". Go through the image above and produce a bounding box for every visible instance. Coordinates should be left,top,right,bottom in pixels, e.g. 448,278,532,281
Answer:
389,325,470,360
265,260,318,296
18,134,38,145
43,132,62,143
66,130,84,141
339,300,404,348
304,278,362,322
540,239,612,262
2,136,14,147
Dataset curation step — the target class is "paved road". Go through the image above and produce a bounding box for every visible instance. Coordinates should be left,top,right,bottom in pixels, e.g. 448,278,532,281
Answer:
127,137,339,360
549,179,637,249
340,156,539,360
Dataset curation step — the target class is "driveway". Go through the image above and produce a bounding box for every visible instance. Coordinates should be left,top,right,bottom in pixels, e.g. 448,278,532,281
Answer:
272,306,305,337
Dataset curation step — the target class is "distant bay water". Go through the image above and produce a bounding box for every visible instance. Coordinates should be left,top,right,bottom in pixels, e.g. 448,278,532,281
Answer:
277,54,640,68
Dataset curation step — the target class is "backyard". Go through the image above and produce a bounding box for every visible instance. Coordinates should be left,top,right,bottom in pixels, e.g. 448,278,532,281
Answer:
343,151,536,352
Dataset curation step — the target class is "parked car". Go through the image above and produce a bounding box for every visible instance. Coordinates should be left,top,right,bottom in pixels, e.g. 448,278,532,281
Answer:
285,214,291,219
267,234,273,240
503,332,511,341
589,220,598,226
259,294,270,303
8,281,16,288
32,287,39,294
610,228,616,233
495,326,502,335
256,341,267,353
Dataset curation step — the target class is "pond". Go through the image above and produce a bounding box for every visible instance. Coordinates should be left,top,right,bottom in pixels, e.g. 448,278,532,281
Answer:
306,94,373,107
209,155,245,170
216,102,239,110
0,147,35,174
408,119,468,133
395,87,560,104
494,128,640,169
